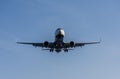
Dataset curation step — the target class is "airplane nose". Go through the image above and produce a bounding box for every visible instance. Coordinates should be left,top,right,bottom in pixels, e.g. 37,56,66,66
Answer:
59,30,62,34
55,28,65,37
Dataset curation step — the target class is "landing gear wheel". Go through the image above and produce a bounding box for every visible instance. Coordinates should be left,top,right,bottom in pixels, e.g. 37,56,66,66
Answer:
50,49,54,52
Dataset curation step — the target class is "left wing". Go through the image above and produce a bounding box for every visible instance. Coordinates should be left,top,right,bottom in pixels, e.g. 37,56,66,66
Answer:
17,42,44,47
17,42,54,48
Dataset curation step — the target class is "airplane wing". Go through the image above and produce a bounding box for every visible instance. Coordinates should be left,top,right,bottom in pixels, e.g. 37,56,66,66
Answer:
64,41,100,48
17,42,44,47
17,40,100,49
17,42,54,48
75,41,100,47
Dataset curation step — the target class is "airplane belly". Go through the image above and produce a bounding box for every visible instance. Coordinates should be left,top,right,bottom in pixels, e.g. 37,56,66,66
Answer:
55,49,62,53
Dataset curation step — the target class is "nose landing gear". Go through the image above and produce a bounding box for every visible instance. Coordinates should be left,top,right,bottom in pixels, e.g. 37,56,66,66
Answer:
50,49,54,52
64,49,68,52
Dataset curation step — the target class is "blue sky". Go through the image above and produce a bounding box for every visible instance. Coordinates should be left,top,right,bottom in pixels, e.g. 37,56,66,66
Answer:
0,0,120,79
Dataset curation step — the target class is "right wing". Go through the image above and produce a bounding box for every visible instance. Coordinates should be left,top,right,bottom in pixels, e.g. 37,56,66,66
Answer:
75,41,100,47
64,41,100,48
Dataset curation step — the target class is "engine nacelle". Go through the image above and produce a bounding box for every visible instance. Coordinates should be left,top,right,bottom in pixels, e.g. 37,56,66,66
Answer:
70,41,75,47
44,41,49,47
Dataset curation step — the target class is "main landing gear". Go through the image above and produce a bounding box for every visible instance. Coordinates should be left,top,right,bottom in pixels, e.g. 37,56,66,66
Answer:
49,49,68,52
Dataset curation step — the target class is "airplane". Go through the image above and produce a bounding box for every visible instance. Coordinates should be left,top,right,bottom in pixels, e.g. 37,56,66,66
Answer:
17,28,100,53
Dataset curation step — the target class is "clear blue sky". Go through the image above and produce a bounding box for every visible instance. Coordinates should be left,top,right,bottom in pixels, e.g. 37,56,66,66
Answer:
0,0,120,79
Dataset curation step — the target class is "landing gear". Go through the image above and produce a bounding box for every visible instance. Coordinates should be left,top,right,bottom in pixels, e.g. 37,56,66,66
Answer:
64,49,68,52
50,49,54,52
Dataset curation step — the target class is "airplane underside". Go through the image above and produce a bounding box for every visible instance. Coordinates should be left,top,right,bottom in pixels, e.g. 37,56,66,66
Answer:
49,48,69,53
17,28,100,53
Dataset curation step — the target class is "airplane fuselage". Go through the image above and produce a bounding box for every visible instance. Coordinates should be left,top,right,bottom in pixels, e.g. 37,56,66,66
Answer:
53,28,65,52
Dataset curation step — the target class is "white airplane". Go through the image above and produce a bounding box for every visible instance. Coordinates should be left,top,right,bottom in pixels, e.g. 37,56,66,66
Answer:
17,28,100,53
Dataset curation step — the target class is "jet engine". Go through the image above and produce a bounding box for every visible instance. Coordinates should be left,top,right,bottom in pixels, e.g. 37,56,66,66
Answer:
70,41,75,47
44,41,49,47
